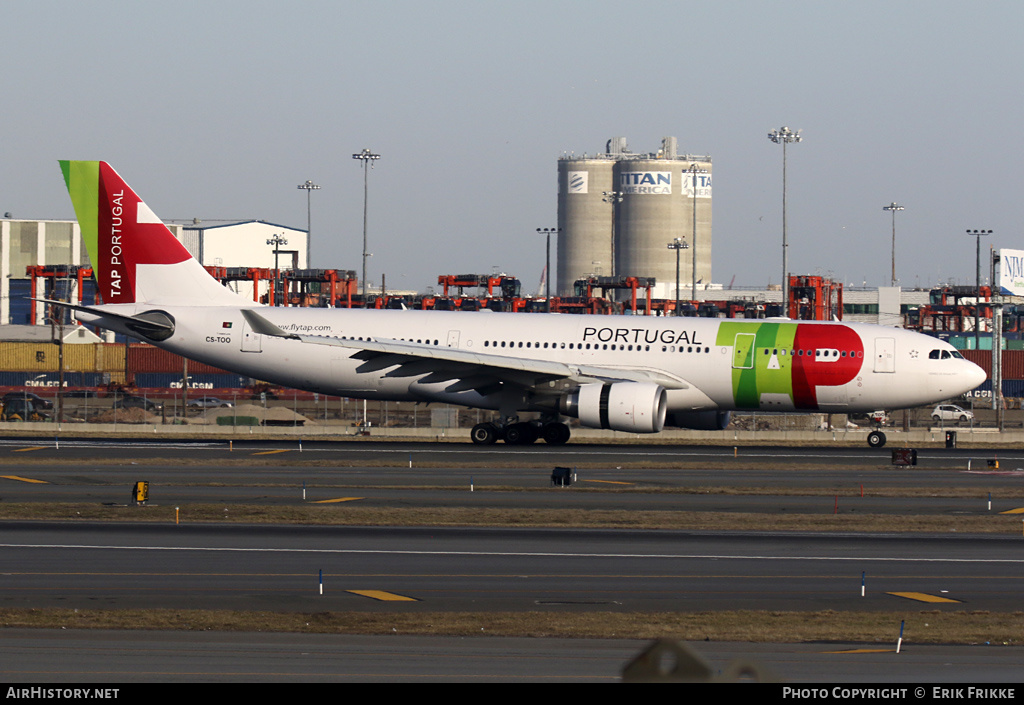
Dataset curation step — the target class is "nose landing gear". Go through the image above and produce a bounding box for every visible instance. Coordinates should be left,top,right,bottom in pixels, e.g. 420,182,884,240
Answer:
867,430,886,448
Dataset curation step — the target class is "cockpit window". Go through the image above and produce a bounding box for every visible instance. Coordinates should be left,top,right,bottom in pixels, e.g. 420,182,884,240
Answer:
950,350,964,359
929,350,940,359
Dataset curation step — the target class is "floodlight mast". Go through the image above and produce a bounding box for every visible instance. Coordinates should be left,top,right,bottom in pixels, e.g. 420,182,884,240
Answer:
667,237,689,316
967,229,993,349
768,127,802,314
685,164,708,302
297,180,320,268
352,148,381,298
883,202,904,287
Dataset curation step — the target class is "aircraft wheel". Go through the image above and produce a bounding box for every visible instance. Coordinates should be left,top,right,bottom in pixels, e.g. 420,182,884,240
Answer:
470,423,498,445
503,423,537,445
542,423,571,445
867,430,887,448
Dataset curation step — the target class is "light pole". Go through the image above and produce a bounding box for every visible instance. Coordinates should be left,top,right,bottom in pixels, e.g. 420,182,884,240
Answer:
685,165,708,302
267,234,288,306
768,127,802,314
601,190,622,278
297,180,320,268
667,238,689,316
536,227,560,311
352,148,380,298
967,229,993,349
883,202,904,287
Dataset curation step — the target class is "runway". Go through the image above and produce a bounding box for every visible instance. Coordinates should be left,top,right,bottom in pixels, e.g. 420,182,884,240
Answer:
2,438,1024,514
2,438,1023,682
3,630,1023,683
3,521,1023,612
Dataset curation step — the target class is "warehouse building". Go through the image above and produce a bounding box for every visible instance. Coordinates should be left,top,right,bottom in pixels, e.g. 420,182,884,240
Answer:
180,220,308,300
0,217,308,322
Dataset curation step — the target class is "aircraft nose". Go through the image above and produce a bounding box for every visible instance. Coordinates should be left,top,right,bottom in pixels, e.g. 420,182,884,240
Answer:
965,360,987,392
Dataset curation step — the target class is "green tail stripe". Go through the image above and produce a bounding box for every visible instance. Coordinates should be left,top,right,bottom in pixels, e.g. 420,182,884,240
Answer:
58,161,100,270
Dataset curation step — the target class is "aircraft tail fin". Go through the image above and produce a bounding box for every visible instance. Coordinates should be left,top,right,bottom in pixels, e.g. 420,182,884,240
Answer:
59,161,244,306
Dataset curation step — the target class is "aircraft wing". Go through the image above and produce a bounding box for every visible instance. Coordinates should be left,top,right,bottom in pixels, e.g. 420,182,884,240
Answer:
241,309,688,394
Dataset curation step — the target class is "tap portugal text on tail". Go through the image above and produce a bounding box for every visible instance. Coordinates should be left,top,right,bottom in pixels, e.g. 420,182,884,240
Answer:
54,160,986,447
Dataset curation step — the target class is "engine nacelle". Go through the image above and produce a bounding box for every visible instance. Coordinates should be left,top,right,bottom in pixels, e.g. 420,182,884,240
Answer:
560,382,667,433
665,410,732,431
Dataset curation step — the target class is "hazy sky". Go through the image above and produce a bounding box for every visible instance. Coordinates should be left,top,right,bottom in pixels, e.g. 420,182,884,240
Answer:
3,1,1022,294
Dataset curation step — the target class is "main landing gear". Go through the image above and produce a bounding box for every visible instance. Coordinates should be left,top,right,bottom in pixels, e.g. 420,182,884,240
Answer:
470,420,571,445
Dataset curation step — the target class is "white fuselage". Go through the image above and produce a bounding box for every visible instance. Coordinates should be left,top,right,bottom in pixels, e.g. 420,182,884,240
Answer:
80,305,986,416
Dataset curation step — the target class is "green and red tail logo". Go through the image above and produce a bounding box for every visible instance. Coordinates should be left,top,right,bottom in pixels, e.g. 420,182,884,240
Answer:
60,161,192,304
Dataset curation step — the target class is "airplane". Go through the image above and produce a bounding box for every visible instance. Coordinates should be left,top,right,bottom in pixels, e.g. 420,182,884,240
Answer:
52,160,986,449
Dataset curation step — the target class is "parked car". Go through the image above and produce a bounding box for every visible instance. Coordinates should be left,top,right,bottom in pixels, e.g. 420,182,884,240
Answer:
112,395,162,412
187,397,233,409
1,392,53,410
931,404,973,424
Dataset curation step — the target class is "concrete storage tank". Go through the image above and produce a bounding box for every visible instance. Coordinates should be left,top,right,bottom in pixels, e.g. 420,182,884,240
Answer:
556,157,615,295
556,138,712,301
614,157,712,300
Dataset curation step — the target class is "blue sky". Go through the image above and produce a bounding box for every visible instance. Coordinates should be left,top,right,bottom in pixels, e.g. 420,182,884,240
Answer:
3,1,1022,294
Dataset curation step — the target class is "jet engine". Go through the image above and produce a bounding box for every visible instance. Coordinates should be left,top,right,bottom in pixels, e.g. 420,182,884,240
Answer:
664,410,732,431
559,382,667,433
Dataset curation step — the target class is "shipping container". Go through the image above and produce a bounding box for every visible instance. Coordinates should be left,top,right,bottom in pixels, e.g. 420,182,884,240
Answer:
0,342,98,372
133,373,247,390
126,344,231,374
0,371,108,387
95,343,126,372
965,379,1024,399
963,349,1024,380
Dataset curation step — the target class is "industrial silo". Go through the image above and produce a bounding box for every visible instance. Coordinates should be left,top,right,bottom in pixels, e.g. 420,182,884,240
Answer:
615,155,712,300
556,156,615,295
556,138,712,301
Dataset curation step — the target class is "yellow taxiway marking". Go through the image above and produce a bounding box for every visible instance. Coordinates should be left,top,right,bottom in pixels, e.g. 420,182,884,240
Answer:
310,497,364,504
999,507,1024,514
12,447,47,453
887,592,961,603
347,590,418,602
582,479,634,486
0,475,49,484
822,648,894,654
252,449,291,455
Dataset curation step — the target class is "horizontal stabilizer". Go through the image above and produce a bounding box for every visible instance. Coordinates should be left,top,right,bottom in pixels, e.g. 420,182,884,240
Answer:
32,299,175,340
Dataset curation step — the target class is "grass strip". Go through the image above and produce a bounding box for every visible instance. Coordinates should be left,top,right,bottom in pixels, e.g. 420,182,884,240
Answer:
1,607,1021,645
2,503,1023,533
